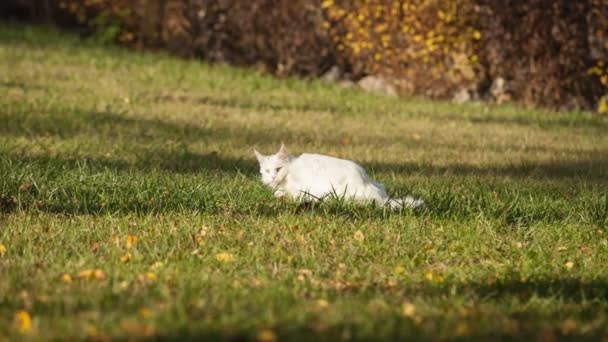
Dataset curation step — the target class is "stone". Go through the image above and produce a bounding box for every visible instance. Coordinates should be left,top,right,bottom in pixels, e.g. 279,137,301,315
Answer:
321,65,342,83
452,88,472,104
357,75,397,97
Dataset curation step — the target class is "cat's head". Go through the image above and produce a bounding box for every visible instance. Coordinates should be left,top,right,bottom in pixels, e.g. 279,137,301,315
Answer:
254,144,290,186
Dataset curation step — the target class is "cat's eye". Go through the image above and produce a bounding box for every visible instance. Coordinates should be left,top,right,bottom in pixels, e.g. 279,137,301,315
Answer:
275,167,282,172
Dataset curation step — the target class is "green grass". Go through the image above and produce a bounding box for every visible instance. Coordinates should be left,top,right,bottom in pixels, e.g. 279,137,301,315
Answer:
1,22,608,340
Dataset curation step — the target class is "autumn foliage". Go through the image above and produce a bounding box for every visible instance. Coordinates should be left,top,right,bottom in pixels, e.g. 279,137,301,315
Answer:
4,0,608,109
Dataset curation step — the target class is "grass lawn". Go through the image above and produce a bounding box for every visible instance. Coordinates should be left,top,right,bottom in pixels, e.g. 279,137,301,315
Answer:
1,22,608,340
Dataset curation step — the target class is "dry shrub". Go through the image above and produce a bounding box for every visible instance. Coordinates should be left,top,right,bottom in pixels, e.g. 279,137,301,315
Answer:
6,0,608,109
477,0,608,109
55,0,333,76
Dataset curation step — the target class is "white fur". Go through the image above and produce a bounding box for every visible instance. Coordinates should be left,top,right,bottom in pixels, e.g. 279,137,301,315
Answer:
254,144,424,210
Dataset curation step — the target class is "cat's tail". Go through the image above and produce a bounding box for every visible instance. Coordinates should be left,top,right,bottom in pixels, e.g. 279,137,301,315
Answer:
386,196,425,210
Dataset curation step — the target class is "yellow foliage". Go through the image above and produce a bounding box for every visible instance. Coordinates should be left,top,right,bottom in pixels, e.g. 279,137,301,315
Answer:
323,0,481,89
14,311,32,334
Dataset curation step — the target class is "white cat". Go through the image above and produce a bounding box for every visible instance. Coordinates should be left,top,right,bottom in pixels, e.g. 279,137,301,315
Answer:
254,144,424,210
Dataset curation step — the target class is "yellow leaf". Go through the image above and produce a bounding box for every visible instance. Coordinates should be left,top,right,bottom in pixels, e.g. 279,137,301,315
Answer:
126,235,138,249
138,308,151,318
0,243,6,256
61,273,72,283
86,324,98,338
401,302,416,317
456,322,470,336
78,269,106,280
256,329,277,342
321,0,333,9
394,266,406,275
425,272,434,281
316,299,329,308
354,230,365,242
121,252,132,263
14,310,32,334
150,261,164,270
146,272,157,280
565,261,574,270
215,252,236,263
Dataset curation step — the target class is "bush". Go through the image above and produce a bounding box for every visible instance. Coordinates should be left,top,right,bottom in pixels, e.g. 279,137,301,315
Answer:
324,0,482,97
477,0,608,109
54,0,333,76
4,0,608,110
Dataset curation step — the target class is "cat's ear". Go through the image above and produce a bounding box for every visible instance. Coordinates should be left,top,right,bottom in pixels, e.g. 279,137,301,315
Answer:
254,149,265,163
277,143,289,161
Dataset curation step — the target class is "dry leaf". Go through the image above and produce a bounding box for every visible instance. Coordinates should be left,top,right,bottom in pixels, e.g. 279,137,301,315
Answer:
126,235,138,249
456,322,470,336
354,230,365,242
215,252,236,263
90,243,100,253
256,329,277,342
120,253,132,263
394,266,406,275
316,299,329,308
120,320,153,337
14,310,32,334
401,302,416,317
86,324,98,338
61,273,72,283
150,261,164,270
138,308,152,318
78,269,106,280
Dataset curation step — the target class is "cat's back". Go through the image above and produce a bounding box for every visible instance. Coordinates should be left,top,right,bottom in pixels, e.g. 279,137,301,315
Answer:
290,153,366,176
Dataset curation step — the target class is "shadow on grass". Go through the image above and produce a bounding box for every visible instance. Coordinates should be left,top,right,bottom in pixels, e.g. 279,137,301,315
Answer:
367,152,608,185
152,92,343,115
117,278,608,341
3,107,607,183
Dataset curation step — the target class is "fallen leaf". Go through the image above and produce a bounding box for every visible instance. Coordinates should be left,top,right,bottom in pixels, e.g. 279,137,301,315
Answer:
394,266,406,275
256,329,277,342
120,320,153,337
578,246,592,254
138,308,151,319
565,261,574,270
86,324,98,338
557,246,567,252
401,302,416,317
424,272,444,283
0,243,6,257
61,273,72,283
561,318,578,334
14,310,32,334
126,235,138,249
354,230,365,242
78,269,106,280
215,252,236,263
316,299,329,309
90,243,100,253
120,253,132,263
150,261,164,270
456,322,470,336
